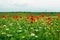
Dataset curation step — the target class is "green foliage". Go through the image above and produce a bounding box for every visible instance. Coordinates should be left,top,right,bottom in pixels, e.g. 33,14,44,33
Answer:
0,13,60,40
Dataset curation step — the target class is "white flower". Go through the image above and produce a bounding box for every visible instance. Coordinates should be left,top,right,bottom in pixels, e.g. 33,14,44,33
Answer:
57,30,58,31
3,25,7,27
17,23,20,25
22,36,25,38
35,29,38,32
1,32,6,35
6,28,9,31
19,28,22,30
31,33,35,36
44,27,46,30
17,30,22,32
9,23,13,26
35,35,38,38
39,27,42,29
51,23,54,25
7,34,12,37
30,27,34,30
42,23,45,25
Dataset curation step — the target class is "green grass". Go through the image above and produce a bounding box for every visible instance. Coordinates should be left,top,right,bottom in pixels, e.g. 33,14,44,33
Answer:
0,12,60,40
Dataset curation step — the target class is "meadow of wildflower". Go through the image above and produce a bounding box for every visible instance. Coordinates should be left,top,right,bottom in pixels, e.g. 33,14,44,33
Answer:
0,12,60,40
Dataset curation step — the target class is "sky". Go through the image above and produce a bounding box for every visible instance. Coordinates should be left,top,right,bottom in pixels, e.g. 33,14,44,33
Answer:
0,0,60,12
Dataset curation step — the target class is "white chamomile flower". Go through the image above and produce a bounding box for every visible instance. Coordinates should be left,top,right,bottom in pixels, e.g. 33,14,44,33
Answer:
22,36,25,38
1,32,6,35
57,30,59,32
17,23,20,25
42,23,45,25
39,27,42,29
17,30,22,33
31,33,35,36
6,28,9,31
3,25,7,27
51,23,54,25
44,27,46,30
9,23,13,26
19,28,22,30
35,29,38,32
7,34,12,37
30,27,34,30
35,35,38,38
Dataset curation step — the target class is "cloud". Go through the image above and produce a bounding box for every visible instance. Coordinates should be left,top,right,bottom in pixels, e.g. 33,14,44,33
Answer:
0,0,60,12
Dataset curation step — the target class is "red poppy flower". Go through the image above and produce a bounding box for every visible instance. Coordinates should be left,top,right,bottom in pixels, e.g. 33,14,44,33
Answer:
26,16,30,19
30,16,34,20
20,16,22,18
30,20,34,24
47,17,51,20
47,21,51,24
36,16,40,20
13,16,18,19
2,16,7,18
12,16,19,21
30,16,35,24
15,16,18,19
41,14,45,17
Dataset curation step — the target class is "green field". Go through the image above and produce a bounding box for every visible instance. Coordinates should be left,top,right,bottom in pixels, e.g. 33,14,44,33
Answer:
0,12,60,40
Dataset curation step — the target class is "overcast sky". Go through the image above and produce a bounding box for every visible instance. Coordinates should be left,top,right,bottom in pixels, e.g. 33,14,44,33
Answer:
0,0,60,12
